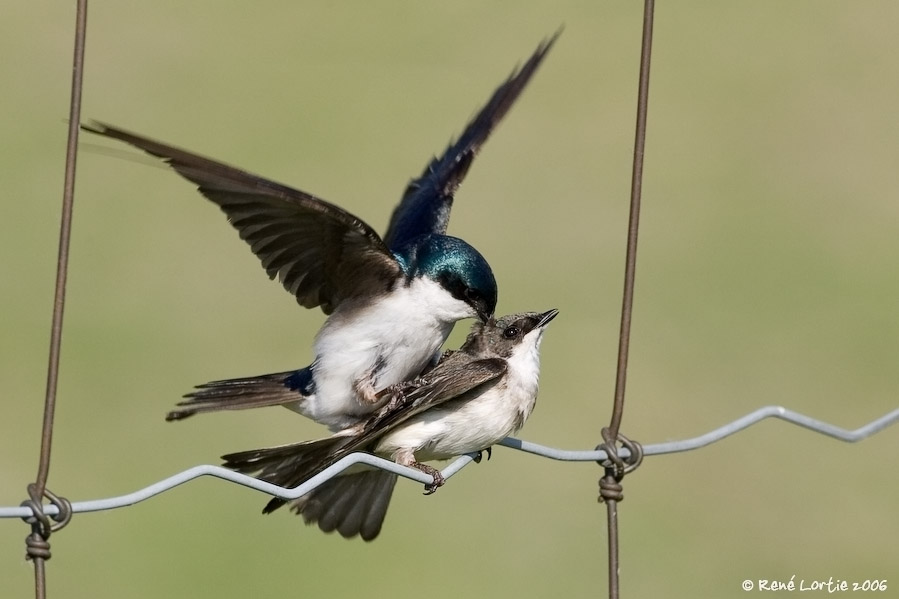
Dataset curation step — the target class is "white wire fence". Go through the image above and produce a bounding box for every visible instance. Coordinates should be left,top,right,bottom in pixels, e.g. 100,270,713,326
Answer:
4,405,896,520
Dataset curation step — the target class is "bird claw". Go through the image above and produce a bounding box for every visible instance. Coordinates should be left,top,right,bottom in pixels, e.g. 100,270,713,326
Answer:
367,378,425,427
376,393,404,418
411,462,445,495
377,377,427,409
472,447,493,464
423,473,445,495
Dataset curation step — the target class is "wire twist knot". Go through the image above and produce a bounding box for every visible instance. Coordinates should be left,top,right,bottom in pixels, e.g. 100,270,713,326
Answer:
21,483,73,561
598,476,624,503
24,532,52,561
596,428,644,503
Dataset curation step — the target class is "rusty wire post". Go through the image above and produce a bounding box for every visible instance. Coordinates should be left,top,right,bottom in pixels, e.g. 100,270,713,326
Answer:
600,1,655,598
23,1,89,598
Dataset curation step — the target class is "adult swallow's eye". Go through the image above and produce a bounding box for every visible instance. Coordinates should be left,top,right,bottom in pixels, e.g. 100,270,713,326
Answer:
503,326,520,339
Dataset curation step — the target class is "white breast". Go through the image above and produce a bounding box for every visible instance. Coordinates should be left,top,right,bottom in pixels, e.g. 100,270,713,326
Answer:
302,277,477,429
375,330,545,461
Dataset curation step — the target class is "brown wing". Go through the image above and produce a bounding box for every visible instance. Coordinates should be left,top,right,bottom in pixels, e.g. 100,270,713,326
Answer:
220,355,506,495
362,355,508,435
83,121,402,313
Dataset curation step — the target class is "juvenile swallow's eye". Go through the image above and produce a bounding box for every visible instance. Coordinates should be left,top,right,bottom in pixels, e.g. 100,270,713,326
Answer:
503,326,520,339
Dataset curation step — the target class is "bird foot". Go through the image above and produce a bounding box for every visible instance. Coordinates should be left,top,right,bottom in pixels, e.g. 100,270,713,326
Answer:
412,462,445,495
472,447,493,464
374,377,428,413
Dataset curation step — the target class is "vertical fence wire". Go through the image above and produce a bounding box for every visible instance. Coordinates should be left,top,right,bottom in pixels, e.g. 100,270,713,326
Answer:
602,1,655,597
24,2,89,598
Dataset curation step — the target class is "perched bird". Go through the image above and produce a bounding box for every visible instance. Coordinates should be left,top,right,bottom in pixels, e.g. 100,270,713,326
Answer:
223,309,559,541
82,34,558,431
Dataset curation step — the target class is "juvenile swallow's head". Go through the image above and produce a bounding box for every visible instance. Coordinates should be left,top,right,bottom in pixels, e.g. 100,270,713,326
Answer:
463,308,559,358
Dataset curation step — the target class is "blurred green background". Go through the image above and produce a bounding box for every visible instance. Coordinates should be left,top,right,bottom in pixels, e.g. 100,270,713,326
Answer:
2,2,897,597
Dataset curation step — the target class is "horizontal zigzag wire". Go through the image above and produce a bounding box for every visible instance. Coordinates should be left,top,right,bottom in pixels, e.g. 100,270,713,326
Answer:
2,405,897,520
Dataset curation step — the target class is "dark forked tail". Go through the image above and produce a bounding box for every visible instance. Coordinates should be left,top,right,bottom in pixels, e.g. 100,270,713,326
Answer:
290,470,398,541
221,433,398,541
166,368,313,421
222,434,351,493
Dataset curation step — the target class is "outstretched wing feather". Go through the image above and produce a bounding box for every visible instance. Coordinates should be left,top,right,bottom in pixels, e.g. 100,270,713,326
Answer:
83,122,402,313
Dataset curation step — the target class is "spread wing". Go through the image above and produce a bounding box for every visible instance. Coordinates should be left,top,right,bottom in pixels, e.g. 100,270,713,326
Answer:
82,121,402,314
383,32,559,250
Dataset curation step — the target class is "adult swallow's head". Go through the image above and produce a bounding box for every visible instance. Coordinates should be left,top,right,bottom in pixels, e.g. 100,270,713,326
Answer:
397,235,497,323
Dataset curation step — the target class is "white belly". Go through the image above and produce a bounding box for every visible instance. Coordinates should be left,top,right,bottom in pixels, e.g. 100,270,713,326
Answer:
299,277,476,430
374,334,543,460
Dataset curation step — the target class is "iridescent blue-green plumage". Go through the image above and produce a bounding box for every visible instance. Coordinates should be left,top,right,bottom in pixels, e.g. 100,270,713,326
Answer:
394,235,497,321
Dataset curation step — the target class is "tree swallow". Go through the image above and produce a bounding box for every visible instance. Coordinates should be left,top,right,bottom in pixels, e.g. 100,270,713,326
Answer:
222,308,559,540
82,34,557,431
